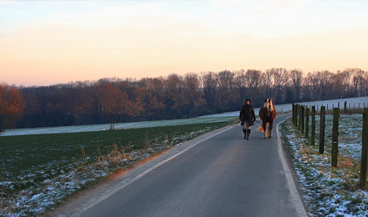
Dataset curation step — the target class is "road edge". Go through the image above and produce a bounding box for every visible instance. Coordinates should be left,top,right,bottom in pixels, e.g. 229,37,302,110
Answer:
277,117,309,217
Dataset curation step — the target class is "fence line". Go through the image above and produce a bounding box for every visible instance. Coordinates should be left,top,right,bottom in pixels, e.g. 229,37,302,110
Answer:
292,102,368,188
299,102,367,113
360,108,368,187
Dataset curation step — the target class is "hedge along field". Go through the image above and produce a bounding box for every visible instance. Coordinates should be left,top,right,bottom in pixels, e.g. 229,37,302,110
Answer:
0,119,235,216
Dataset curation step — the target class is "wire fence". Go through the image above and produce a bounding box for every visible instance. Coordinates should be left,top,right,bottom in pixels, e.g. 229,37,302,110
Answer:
292,102,368,188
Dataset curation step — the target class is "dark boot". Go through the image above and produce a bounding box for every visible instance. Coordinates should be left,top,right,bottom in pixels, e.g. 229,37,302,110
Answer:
246,129,251,140
243,129,247,139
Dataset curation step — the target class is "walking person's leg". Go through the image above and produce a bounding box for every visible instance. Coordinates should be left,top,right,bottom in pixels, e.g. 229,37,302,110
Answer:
247,127,251,140
245,122,252,140
242,124,247,139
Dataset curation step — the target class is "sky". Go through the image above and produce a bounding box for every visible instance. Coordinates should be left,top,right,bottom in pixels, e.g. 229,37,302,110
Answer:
1,0,368,87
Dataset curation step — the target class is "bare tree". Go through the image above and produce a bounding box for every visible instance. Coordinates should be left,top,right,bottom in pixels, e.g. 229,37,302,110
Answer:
183,73,206,116
330,72,345,99
273,68,290,103
0,83,25,133
351,68,366,97
306,71,333,100
264,69,274,97
217,70,236,110
134,78,165,119
339,70,353,97
363,71,368,96
234,70,247,104
264,68,289,103
201,71,218,111
244,69,263,105
165,74,184,116
290,69,303,102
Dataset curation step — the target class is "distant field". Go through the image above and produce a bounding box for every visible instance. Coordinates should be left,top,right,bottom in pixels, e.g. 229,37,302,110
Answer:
2,116,237,136
0,119,235,216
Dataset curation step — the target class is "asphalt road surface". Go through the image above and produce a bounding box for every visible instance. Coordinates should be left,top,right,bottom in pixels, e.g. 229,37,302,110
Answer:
50,114,308,217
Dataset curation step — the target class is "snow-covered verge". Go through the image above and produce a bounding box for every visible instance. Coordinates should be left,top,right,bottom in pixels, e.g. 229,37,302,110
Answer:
280,114,368,216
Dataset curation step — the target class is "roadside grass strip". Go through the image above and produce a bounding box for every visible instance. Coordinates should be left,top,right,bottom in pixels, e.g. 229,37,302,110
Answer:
0,118,235,216
280,114,368,216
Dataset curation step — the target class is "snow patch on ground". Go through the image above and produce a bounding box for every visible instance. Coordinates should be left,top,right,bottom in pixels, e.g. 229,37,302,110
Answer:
281,112,368,216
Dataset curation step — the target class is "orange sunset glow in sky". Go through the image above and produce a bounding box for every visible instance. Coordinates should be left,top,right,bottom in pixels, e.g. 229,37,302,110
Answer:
1,0,368,86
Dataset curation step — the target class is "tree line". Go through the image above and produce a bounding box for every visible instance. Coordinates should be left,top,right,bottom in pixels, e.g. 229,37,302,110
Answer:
1,68,368,130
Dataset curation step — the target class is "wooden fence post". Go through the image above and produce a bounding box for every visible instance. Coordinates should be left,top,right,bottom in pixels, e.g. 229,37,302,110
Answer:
360,108,368,187
344,101,347,114
311,106,316,146
305,107,310,138
292,103,295,125
295,104,298,126
301,106,305,133
319,106,326,154
298,105,302,130
293,104,297,126
331,108,339,167
293,103,298,126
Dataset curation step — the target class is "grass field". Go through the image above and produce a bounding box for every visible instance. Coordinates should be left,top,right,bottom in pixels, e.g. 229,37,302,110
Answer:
0,119,235,216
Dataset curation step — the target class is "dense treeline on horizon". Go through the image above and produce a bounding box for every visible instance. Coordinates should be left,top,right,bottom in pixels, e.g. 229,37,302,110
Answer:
13,68,368,128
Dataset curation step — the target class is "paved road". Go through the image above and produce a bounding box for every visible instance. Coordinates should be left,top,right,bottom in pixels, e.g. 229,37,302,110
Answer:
51,114,307,217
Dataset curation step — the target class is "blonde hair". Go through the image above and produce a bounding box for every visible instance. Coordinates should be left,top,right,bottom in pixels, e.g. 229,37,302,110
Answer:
263,99,274,112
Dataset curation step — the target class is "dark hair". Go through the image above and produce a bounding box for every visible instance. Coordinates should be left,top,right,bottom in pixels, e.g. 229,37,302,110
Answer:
245,99,251,103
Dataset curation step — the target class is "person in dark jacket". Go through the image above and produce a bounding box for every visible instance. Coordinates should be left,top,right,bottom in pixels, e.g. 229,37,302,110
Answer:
239,99,256,140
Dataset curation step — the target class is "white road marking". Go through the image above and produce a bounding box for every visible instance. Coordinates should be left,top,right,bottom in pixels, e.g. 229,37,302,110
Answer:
277,118,309,217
